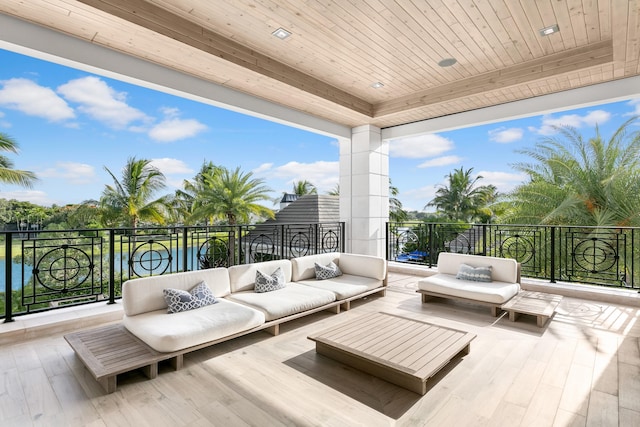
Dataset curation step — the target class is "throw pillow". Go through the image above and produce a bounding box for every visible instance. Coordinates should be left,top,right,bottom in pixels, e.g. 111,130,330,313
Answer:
255,267,286,293
163,281,218,313
315,261,342,280
455,263,493,282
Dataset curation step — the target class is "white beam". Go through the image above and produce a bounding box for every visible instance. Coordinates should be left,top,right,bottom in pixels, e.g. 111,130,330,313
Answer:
0,14,351,139
381,76,640,140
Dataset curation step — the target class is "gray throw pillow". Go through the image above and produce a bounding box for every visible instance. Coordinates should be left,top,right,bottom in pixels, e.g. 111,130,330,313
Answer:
455,263,492,282
315,261,342,280
163,281,218,313
255,267,286,293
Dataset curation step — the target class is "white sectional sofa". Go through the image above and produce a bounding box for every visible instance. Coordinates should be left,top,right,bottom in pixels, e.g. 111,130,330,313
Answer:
121,252,387,353
417,252,520,316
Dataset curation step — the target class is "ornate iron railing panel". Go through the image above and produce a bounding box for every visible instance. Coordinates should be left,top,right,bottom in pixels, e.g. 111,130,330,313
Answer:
2,222,345,320
387,222,640,290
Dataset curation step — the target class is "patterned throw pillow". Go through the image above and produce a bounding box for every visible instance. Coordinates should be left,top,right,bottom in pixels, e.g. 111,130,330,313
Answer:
163,281,218,314
315,261,342,280
455,263,493,282
255,267,286,293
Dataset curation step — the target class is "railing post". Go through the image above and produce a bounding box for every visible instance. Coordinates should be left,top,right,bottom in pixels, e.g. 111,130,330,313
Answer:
182,227,188,272
385,222,389,260
4,232,13,322
550,226,556,283
428,223,434,268
482,224,487,256
108,229,115,305
340,222,345,252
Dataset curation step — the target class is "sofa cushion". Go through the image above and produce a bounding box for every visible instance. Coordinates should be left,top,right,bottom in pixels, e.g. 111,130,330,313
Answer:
418,273,520,304
122,268,231,316
123,298,265,352
225,283,336,321
315,261,342,280
456,263,493,282
436,253,518,284
291,252,387,282
255,267,286,293
163,281,218,313
228,259,293,293
296,274,382,300
291,253,341,281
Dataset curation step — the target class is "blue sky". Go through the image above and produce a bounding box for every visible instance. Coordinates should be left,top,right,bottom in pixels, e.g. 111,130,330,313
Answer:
1,48,639,212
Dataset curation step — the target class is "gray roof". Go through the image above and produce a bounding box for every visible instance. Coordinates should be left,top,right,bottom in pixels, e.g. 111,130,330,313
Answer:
269,194,339,224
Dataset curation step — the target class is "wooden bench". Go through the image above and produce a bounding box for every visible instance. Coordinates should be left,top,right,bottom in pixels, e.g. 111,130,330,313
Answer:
308,312,476,395
64,324,183,393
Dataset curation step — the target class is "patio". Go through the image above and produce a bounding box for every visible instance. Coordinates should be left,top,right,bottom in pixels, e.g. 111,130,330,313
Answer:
1,270,639,426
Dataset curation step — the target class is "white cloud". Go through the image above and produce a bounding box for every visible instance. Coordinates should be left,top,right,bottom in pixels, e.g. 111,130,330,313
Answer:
150,158,194,174
148,118,207,142
271,160,339,192
488,127,523,143
477,170,527,192
625,98,640,117
401,185,438,211
57,76,148,128
417,155,462,168
0,190,56,206
252,163,273,174
389,134,454,158
37,161,96,184
0,78,75,122
529,109,611,135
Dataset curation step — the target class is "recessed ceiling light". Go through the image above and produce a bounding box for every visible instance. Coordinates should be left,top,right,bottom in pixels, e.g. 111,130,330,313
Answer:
272,28,292,40
539,24,559,36
438,58,457,67
371,82,384,89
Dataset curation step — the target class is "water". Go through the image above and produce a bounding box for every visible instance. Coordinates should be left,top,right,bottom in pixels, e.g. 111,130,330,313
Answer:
1,246,201,291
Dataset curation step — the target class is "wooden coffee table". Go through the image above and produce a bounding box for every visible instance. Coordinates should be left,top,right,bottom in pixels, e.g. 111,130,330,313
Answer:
308,312,476,395
501,291,563,327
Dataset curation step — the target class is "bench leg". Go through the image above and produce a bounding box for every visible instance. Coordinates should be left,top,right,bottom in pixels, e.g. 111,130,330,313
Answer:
537,315,549,328
141,363,158,379
508,310,519,322
265,324,280,336
99,375,117,394
340,301,351,311
327,304,341,314
490,306,500,317
170,354,184,371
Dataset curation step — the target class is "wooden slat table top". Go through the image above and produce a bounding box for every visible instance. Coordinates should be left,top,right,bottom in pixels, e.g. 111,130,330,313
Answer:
64,323,173,380
501,291,563,317
308,312,476,380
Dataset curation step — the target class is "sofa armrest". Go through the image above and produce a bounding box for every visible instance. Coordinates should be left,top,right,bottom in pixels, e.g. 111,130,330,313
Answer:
339,253,387,282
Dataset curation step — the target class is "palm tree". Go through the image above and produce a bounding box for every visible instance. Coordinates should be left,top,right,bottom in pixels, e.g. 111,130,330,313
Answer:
292,180,317,196
0,133,37,188
426,167,495,223
190,166,274,225
503,117,640,226
327,184,340,196
173,161,222,224
100,157,168,228
389,178,408,223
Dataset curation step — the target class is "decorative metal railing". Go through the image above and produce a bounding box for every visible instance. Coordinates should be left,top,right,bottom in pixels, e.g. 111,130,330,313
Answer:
1,222,345,321
387,222,639,290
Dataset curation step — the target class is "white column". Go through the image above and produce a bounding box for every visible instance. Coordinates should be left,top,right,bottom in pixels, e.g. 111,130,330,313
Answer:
339,125,389,256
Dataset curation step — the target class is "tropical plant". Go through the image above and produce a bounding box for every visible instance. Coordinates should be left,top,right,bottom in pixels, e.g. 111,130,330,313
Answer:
100,157,168,228
292,180,317,196
389,178,408,223
327,184,340,196
190,166,274,225
173,161,222,224
426,167,496,223
0,133,37,188
502,117,640,226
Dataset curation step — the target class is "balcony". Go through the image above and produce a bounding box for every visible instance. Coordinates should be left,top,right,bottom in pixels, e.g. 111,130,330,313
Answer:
1,269,639,425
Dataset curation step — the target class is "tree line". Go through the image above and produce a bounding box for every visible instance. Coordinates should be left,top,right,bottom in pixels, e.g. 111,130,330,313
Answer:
2,116,640,230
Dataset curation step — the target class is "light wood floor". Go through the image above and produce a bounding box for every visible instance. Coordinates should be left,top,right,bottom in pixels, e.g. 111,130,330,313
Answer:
2,272,640,426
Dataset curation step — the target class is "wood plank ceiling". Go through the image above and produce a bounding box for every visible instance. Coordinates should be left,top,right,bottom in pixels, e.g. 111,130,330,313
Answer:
0,0,638,129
